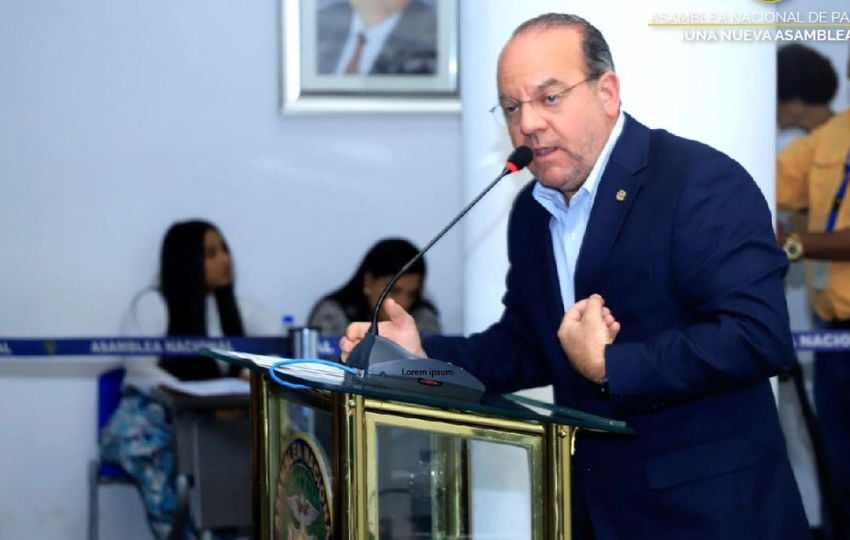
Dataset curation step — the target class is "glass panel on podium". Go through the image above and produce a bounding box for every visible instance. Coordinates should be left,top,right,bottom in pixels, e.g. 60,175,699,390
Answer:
371,424,538,539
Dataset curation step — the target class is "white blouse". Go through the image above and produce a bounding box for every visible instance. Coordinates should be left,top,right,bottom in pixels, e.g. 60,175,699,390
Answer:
121,288,281,393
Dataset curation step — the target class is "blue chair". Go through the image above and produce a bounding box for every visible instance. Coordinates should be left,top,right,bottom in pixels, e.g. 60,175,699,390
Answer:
87,367,139,540
87,367,191,540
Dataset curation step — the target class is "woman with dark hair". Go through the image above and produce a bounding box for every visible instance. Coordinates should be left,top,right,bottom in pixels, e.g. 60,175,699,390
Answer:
308,238,441,336
100,220,278,539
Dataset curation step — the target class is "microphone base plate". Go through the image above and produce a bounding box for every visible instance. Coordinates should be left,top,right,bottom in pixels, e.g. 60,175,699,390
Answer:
345,334,485,402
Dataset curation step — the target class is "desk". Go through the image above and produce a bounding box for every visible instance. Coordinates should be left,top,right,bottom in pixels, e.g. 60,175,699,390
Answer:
151,386,252,532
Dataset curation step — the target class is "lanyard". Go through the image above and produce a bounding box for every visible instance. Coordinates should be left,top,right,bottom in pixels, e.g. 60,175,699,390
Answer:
825,153,850,233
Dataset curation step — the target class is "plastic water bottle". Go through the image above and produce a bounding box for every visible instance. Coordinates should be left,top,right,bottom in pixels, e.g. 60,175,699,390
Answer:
281,314,295,337
290,327,319,359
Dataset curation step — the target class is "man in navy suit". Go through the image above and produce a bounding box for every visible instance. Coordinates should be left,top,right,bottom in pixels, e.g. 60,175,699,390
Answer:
342,13,809,539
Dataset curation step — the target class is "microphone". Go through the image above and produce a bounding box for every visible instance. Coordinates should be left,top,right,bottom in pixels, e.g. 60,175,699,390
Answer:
345,146,533,401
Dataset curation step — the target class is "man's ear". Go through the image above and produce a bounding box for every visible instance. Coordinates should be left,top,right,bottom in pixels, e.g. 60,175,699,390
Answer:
595,71,621,118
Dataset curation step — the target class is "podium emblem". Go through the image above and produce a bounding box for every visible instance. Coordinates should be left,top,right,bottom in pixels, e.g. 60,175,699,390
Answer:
274,435,333,539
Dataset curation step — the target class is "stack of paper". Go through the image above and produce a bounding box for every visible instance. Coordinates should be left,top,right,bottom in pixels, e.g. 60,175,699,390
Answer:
161,378,250,397
209,349,349,386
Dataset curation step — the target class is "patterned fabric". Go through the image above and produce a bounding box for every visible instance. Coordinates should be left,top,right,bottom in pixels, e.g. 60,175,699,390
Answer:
101,290,275,537
99,389,193,540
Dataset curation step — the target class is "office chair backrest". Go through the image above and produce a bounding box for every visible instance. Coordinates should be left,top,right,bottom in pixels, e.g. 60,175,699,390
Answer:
97,367,125,433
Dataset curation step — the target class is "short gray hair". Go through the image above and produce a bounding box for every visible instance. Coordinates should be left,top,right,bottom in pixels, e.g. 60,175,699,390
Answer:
513,13,615,78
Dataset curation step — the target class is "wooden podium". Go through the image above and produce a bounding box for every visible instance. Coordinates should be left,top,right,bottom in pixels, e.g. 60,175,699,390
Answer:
209,350,630,539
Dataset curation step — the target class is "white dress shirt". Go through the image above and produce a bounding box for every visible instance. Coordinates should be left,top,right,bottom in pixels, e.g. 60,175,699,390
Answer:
334,10,403,75
532,111,626,311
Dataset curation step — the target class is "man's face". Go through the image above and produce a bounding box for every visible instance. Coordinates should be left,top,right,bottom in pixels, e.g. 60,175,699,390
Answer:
497,27,620,197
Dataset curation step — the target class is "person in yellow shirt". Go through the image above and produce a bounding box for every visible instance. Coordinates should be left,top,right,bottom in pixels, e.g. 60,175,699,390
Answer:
778,114,850,320
778,78,850,538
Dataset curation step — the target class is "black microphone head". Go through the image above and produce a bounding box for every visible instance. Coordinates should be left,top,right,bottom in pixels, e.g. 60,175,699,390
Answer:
506,146,533,172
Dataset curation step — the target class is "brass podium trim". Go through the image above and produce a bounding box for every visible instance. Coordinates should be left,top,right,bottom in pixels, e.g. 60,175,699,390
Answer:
545,424,573,539
365,398,546,434
250,372,271,539
255,378,578,539
336,393,368,540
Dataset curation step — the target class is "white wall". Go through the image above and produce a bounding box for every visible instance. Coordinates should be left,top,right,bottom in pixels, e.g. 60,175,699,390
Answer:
0,1,462,537
0,1,464,339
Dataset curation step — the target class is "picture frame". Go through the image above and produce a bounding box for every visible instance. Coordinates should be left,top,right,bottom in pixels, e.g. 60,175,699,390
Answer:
280,0,460,114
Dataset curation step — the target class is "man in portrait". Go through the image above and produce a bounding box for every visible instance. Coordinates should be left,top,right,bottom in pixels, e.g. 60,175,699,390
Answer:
316,0,437,76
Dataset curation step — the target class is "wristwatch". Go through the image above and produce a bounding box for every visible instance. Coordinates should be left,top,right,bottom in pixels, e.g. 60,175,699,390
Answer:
783,232,804,261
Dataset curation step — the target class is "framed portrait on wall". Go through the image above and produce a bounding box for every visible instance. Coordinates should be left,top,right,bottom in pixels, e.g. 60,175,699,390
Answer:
280,0,459,114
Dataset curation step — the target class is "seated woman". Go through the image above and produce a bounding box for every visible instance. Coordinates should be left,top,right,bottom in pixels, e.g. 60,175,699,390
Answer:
100,220,278,539
308,238,441,336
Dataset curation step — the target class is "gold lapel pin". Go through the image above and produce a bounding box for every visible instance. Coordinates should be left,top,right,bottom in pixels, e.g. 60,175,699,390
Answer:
616,189,627,202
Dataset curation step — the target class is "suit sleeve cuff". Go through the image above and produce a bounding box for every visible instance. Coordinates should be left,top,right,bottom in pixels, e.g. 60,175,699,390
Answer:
604,341,658,413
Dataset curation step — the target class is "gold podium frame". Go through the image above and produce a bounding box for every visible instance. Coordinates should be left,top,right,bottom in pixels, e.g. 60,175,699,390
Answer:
251,372,575,539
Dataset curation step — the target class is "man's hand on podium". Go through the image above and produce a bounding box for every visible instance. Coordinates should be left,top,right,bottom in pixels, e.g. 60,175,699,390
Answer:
340,298,426,361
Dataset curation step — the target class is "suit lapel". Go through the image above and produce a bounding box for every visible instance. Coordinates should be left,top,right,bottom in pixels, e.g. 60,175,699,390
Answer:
574,115,650,299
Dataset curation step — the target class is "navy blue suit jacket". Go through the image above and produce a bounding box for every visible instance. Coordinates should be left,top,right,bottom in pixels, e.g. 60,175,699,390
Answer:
424,115,809,539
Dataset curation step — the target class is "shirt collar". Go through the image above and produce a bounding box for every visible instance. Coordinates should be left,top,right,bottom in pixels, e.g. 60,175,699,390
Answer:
351,10,403,45
533,110,626,216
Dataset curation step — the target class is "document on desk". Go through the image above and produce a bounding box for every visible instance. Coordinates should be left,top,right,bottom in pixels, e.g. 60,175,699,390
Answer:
205,348,347,386
161,378,250,397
